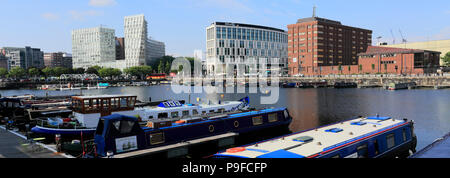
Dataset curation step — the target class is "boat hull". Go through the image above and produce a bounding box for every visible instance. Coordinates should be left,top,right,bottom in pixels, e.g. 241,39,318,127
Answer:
31,126,96,136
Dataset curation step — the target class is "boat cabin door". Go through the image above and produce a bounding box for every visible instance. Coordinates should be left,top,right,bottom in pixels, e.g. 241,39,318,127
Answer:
100,98,112,117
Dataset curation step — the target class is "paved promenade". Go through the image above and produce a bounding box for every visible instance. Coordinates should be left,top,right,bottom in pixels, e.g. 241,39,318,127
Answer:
0,126,69,158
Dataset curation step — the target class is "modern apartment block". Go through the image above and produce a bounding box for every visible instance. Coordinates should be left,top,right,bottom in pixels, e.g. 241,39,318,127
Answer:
44,52,73,68
0,46,44,70
71,27,116,69
206,22,288,76
287,15,372,76
0,53,8,69
146,37,165,64
124,14,148,68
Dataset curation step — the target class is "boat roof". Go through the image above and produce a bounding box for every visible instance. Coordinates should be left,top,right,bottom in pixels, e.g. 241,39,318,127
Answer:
215,116,407,158
72,95,137,99
137,101,243,112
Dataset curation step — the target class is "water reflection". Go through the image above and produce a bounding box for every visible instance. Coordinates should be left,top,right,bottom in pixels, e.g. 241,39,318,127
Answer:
1,86,450,151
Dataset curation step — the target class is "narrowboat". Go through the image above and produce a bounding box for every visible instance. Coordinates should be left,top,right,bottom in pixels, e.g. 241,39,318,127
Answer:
93,107,292,157
214,116,417,158
31,95,250,137
387,82,416,90
334,81,357,88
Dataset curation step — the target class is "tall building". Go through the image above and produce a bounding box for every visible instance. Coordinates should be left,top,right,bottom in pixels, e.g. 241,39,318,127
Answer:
287,13,372,76
206,22,288,75
0,53,8,69
71,27,116,69
146,37,165,64
124,14,148,68
0,46,44,70
384,39,450,66
44,52,73,68
115,37,125,60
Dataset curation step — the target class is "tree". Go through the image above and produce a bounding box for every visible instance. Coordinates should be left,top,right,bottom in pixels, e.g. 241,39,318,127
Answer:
86,65,101,75
42,67,55,78
124,66,152,79
28,68,41,78
8,67,26,79
442,52,450,66
73,68,86,74
0,68,8,78
165,61,171,74
99,68,122,79
158,61,165,73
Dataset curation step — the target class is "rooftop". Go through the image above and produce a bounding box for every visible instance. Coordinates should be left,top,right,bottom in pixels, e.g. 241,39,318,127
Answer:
358,46,441,56
211,22,286,33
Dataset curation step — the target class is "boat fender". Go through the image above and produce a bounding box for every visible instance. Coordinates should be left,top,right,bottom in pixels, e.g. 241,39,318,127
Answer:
209,125,214,133
234,121,239,128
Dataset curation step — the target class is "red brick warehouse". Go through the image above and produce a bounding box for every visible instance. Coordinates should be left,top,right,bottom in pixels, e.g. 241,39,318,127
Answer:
287,14,372,76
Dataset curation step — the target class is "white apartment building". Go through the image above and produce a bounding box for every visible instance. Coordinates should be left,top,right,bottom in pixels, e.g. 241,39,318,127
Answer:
206,22,288,76
72,27,116,69
124,14,148,68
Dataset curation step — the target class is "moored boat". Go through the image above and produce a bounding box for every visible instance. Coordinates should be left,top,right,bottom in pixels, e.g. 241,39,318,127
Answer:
31,94,251,138
93,107,292,157
214,116,417,158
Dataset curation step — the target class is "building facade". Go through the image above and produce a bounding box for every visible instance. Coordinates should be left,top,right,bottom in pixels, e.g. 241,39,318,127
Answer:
358,46,441,75
44,52,73,68
287,16,372,76
0,46,44,70
384,39,450,66
206,22,288,76
115,37,125,60
72,27,116,69
0,53,8,69
124,14,148,69
146,37,165,64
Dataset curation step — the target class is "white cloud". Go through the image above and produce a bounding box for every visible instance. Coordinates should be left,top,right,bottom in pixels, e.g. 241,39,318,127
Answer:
69,10,103,21
194,0,254,13
41,13,59,20
89,0,117,7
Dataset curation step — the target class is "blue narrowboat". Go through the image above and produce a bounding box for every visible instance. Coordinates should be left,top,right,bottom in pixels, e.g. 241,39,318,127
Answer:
94,107,293,157
214,116,417,158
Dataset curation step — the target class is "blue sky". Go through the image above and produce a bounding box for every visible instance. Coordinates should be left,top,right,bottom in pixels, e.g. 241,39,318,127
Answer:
1,0,449,57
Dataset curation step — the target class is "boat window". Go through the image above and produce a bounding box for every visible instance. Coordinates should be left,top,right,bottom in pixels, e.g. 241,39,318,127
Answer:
283,110,289,119
163,102,170,108
202,111,207,115
209,110,215,113
120,121,135,134
150,132,165,145
268,113,278,122
325,128,344,133
331,154,341,158
95,119,105,135
386,133,396,149
402,129,407,142
252,116,263,126
112,121,121,131
182,110,189,117
374,140,380,155
148,116,154,119
218,108,225,113
158,113,168,119
120,98,128,108
193,109,199,115
357,144,368,158
171,112,179,118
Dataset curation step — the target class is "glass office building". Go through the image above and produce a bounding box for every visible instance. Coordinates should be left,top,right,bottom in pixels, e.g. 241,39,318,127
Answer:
206,22,288,76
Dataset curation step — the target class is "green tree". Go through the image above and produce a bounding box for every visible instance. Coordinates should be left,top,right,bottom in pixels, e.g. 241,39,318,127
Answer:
99,68,122,79
442,52,450,66
124,66,152,79
73,68,86,74
28,68,41,78
86,65,101,75
53,67,70,77
0,68,8,78
8,67,26,79
42,67,55,78
165,61,171,74
158,61,165,73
